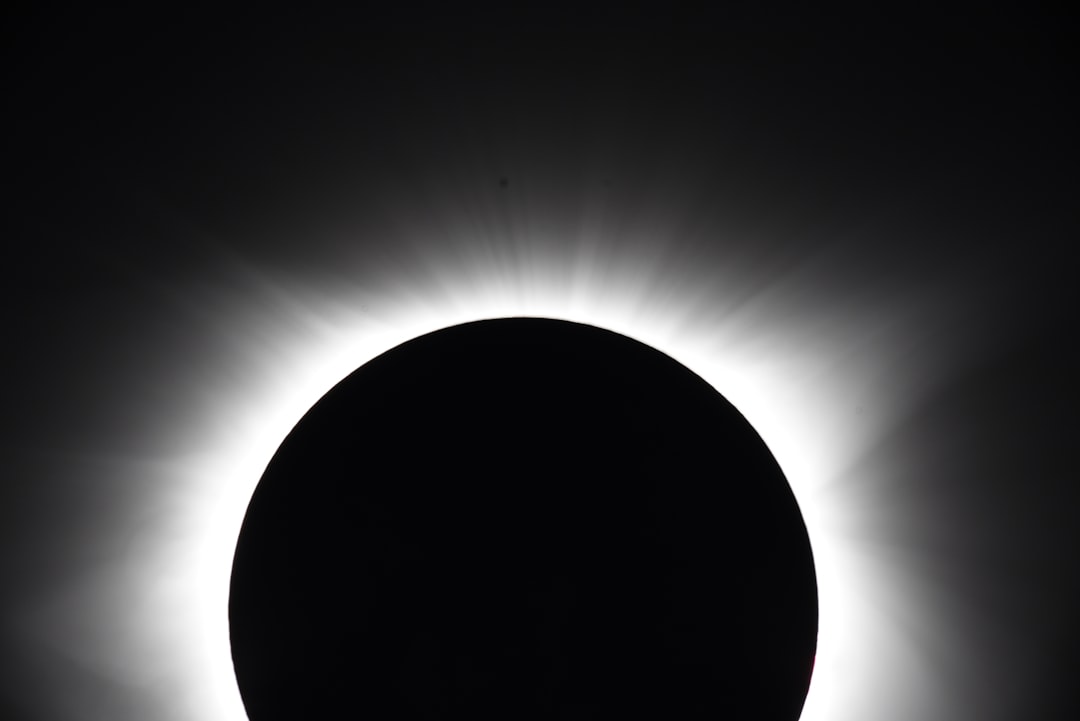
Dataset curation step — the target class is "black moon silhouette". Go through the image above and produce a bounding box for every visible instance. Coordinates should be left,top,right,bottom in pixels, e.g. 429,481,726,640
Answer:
229,317,817,720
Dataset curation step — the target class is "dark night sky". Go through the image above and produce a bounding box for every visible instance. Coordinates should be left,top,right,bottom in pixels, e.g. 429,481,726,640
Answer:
2,4,1077,721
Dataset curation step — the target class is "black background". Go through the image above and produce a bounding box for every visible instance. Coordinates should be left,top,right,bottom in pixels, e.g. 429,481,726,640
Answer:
2,3,1077,721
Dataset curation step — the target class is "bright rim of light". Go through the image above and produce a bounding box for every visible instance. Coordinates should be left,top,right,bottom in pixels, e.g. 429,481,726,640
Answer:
20,230,963,721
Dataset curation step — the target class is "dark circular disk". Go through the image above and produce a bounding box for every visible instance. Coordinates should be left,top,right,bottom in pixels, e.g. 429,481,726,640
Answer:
229,317,817,720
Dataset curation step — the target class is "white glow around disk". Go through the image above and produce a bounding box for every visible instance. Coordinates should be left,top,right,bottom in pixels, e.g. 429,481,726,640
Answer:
15,221,976,721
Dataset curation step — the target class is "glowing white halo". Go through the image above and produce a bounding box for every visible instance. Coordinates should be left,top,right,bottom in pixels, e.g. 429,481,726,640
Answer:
20,232,961,721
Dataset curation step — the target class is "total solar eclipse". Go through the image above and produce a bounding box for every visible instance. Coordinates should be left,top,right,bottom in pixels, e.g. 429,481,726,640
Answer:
229,318,817,720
